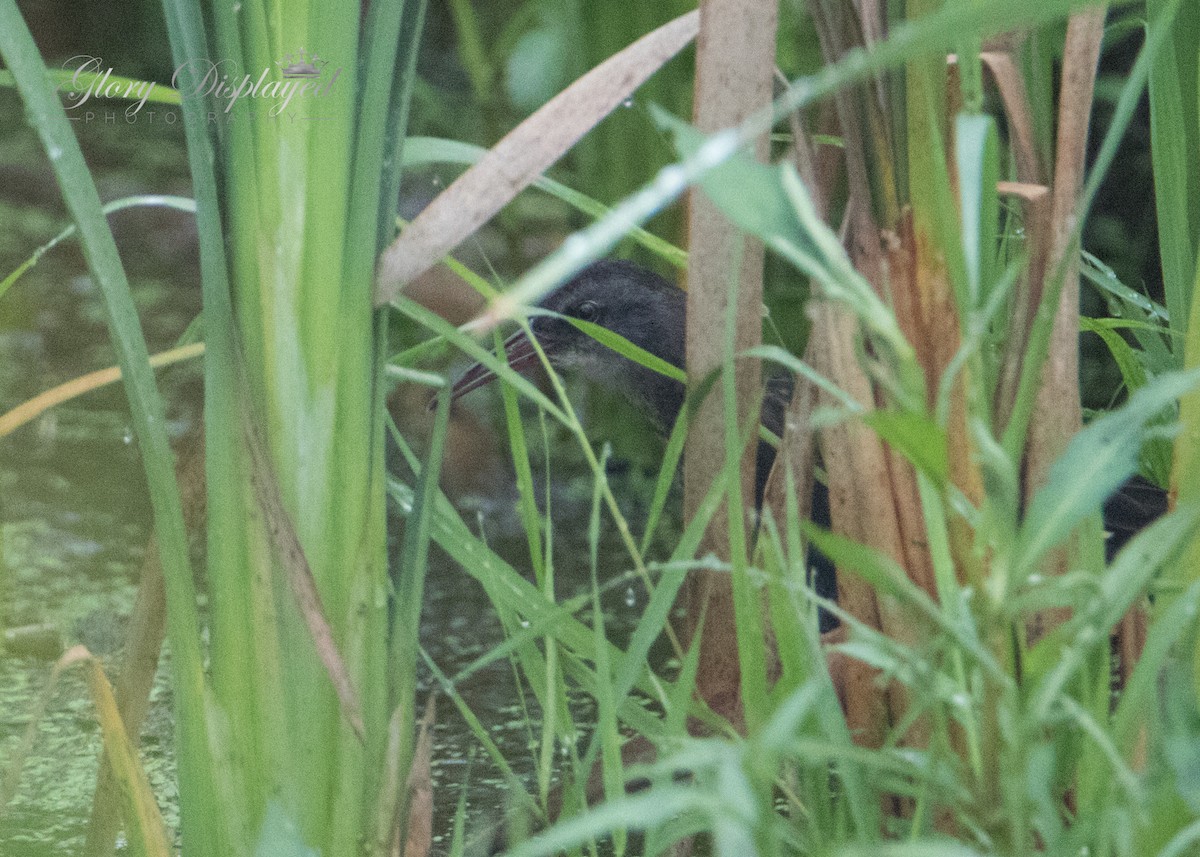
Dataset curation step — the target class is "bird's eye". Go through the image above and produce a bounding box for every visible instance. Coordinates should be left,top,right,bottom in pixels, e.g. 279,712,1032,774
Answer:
575,300,600,322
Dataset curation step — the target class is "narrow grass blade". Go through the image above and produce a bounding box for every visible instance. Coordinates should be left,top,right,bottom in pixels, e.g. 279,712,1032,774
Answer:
1028,502,1200,719
420,649,543,821
497,328,547,582
1,647,171,855
0,6,216,851
501,788,701,857
588,445,627,852
566,316,686,382
393,297,568,424
77,649,173,857
0,67,180,103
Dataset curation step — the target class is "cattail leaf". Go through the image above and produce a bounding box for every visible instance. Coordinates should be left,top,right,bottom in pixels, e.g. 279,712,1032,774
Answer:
254,801,318,857
1147,0,1200,343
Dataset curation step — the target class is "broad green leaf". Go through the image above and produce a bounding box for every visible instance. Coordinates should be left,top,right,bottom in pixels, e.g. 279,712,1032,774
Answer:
1015,369,1200,572
955,113,1000,310
862,410,950,483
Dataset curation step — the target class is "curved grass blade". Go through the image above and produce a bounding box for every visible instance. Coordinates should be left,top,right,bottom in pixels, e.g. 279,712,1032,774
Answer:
0,68,181,105
0,194,195,301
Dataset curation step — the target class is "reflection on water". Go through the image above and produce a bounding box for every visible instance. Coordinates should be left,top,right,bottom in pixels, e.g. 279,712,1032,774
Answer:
0,300,194,852
403,446,661,852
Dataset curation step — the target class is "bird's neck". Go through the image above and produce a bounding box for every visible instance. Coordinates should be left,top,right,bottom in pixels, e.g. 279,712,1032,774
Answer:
624,363,686,433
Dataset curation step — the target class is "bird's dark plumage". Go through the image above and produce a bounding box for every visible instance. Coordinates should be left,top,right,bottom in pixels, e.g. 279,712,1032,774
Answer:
529,260,688,433
451,260,793,507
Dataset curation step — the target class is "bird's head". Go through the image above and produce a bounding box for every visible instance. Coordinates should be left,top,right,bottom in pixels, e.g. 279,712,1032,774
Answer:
449,260,686,428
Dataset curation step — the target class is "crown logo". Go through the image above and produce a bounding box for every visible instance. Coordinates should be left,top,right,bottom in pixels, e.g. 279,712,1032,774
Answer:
276,48,326,79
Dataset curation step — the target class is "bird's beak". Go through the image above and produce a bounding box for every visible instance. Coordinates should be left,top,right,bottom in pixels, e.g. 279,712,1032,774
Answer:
449,328,547,402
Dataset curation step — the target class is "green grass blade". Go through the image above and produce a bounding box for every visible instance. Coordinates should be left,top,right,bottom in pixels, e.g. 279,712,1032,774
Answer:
393,297,569,423
565,316,687,382
1027,502,1200,720
0,6,218,854
1147,0,1200,345
0,68,182,104
639,400,689,553
587,445,627,853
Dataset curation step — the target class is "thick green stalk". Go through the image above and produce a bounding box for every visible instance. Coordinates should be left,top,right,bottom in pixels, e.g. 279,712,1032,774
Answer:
159,0,424,850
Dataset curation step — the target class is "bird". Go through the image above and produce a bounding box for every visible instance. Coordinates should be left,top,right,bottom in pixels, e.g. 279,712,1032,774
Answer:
448,259,837,612
447,259,1165,603
450,261,688,432
449,259,798,509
